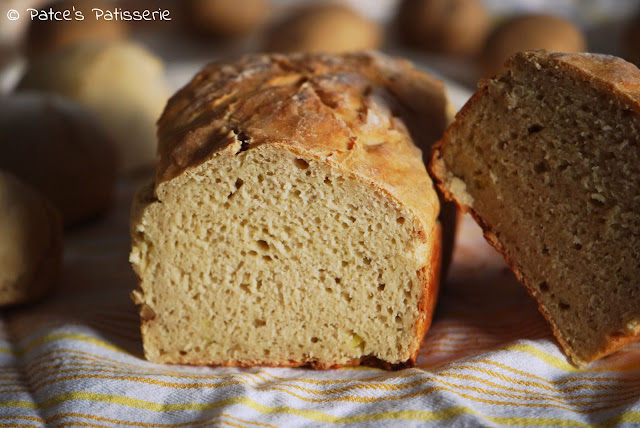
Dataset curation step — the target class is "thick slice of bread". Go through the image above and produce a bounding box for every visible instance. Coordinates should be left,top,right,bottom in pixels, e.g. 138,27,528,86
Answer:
431,50,640,366
130,52,448,369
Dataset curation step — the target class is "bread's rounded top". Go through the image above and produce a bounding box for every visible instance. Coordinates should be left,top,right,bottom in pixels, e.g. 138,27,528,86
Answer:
157,51,448,235
500,50,640,113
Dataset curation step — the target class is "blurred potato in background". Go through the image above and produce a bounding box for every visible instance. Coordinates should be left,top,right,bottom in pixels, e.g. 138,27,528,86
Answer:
624,15,640,67
395,0,490,57
264,2,381,53
0,170,62,307
26,0,128,58
0,93,117,226
184,0,270,38
17,41,171,173
480,14,586,77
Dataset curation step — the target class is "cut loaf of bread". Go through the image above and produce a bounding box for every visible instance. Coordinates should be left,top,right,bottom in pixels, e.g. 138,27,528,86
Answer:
130,52,448,369
431,50,640,366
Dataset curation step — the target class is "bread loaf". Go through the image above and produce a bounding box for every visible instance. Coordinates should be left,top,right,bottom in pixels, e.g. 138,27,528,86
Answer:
130,52,448,369
431,50,640,366
0,171,62,306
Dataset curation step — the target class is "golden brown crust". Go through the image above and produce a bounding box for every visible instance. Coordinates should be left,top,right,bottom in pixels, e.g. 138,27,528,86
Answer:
430,50,640,366
535,51,640,105
156,51,445,237
408,222,442,364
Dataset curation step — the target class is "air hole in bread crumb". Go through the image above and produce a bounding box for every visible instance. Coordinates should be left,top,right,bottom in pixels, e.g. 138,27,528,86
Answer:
363,257,371,265
528,124,543,134
254,319,266,327
378,283,386,292
534,161,548,174
256,240,269,251
179,350,187,355
539,282,549,292
324,177,331,184
240,284,250,293
325,287,333,293
311,337,319,343
334,278,341,284
397,217,405,224
294,158,309,169
559,302,571,310
235,178,244,189
262,255,272,261
572,243,583,250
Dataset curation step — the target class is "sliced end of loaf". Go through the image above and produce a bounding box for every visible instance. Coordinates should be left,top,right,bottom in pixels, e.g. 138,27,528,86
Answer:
431,50,640,365
131,144,440,368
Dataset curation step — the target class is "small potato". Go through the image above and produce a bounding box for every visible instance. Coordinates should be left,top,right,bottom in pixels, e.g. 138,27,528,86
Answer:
26,0,128,58
185,0,269,38
395,0,490,56
480,14,586,77
0,93,117,226
264,3,381,54
17,41,171,173
0,171,62,306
